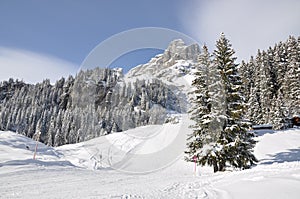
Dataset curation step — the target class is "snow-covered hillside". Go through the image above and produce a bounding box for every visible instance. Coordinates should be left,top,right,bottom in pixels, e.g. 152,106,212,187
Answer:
1,115,300,198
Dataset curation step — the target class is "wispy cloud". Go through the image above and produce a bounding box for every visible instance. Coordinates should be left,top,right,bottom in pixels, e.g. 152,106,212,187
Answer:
0,47,77,84
180,0,300,61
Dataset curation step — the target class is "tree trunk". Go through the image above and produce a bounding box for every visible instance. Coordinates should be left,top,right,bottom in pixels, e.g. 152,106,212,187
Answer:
219,161,226,172
213,159,218,173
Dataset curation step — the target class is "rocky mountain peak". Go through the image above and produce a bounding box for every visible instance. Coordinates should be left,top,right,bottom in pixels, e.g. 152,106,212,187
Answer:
163,39,200,62
126,39,200,80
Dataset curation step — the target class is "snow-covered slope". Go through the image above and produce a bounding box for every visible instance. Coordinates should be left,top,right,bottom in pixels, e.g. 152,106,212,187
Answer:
1,116,300,198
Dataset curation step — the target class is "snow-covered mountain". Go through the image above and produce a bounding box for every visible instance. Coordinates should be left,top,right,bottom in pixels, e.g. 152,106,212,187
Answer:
123,39,200,115
0,39,200,146
125,39,199,91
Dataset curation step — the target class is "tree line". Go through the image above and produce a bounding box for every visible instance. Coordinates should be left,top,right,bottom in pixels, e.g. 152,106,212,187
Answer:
0,68,181,146
240,35,300,129
186,34,299,172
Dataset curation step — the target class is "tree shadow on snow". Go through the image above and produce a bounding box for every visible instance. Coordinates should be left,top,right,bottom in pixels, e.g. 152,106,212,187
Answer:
253,129,275,137
0,158,76,168
260,148,300,165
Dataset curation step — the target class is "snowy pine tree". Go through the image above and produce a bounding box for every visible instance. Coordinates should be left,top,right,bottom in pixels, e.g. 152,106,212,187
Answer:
187,34,257,172
272,89,287,130
186,45,217,170
186,44,227,172
283,36,300,115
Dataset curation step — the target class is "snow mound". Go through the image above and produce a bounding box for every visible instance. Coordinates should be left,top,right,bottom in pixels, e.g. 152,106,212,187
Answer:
0,131,74,170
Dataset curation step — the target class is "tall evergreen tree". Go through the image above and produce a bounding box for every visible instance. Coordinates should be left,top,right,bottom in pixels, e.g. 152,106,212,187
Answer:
213,33,257,170
187,38,257,172
187,34,257,172
283,36,300,115
186,45,222,172
272,89,287,130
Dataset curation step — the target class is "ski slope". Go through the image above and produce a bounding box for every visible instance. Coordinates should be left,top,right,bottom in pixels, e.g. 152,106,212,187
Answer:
1,116,300,199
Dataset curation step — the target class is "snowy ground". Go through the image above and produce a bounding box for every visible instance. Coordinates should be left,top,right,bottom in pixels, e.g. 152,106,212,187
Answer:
1,116,300,198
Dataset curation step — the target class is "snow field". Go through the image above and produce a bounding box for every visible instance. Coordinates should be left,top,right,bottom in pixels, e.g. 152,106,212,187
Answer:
0,117,300,198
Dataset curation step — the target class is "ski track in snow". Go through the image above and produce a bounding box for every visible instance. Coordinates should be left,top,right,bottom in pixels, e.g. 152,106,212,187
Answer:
1,118,300,198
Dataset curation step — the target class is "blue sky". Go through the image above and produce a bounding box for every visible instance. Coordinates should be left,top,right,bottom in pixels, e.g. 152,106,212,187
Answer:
0,0,299,83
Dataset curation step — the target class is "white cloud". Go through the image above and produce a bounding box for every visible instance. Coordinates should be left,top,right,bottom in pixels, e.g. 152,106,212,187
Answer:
0,47,77,84
180,0,300,61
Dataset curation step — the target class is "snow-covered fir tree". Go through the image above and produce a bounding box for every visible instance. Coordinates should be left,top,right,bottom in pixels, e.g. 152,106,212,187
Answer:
187,34,257,172
213,33,257,171
186,44,228,172
186,45,218,172
283,36,300,115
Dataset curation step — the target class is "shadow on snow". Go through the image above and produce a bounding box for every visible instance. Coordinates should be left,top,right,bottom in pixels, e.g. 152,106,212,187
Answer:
260,148,300,165
0,159,75,168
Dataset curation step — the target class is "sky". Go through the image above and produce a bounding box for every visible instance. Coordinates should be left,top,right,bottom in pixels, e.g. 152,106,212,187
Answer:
0,0,299,83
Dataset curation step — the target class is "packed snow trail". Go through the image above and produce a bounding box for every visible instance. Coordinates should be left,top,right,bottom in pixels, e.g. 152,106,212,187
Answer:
107,114,190,173
1,120,300,198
